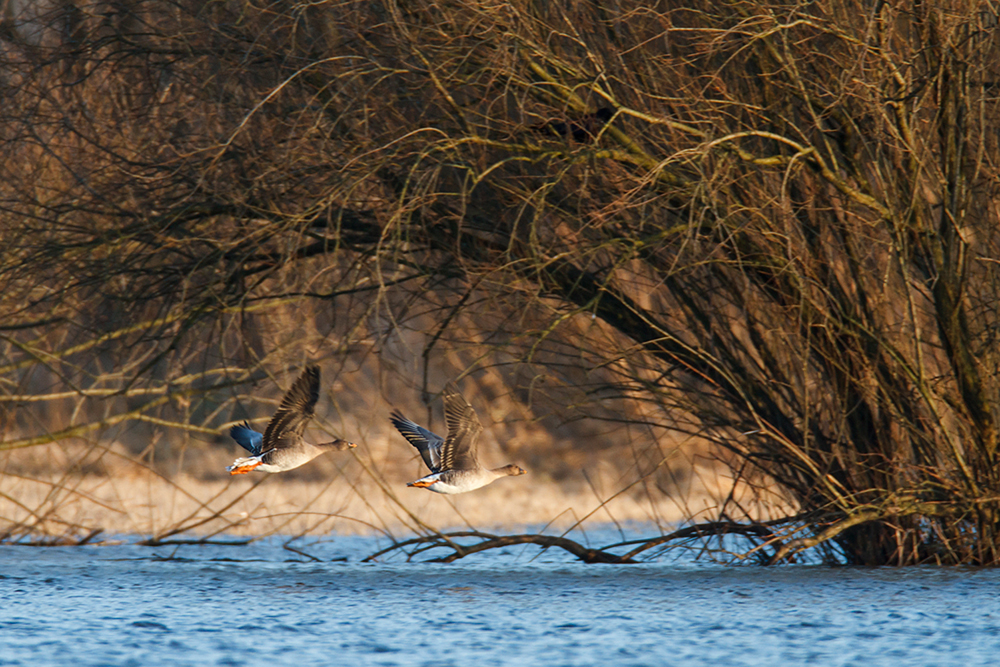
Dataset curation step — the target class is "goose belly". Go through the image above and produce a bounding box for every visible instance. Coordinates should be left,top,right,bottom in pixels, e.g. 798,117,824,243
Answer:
429,481,488,494
411,472,493,494
264,448,323,472
256,462,291,473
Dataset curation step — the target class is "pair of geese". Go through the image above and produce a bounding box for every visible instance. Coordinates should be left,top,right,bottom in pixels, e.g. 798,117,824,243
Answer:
226,366,526,494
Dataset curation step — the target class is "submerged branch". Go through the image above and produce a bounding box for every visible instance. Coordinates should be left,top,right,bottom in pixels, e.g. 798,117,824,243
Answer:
364,530,636,563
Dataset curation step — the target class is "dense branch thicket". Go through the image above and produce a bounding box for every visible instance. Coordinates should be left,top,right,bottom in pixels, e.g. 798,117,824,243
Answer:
2,0,1000,564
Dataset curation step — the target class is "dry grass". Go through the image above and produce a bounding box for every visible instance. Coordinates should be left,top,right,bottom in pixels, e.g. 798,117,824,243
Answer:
0,334,730,545
0,440,735,542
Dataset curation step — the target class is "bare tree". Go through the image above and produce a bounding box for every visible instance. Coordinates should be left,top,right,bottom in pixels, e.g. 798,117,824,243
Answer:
2,1,999,564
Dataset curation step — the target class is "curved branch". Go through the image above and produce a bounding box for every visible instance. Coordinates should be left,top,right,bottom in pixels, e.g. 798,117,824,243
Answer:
363,531,635,564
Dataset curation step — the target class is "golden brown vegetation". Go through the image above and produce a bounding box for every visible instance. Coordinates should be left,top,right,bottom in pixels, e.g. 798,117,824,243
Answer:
2,0,1000,564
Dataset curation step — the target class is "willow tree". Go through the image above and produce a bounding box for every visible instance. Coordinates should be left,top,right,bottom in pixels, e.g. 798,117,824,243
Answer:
1,0,999,563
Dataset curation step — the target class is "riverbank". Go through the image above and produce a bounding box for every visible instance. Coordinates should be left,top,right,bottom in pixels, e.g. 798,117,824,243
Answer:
0,443,730,542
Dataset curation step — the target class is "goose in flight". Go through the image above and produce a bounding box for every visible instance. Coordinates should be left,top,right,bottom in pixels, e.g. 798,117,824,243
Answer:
227,366,355,475
390,383,526,494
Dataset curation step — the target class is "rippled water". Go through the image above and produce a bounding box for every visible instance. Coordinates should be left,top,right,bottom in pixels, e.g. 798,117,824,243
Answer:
3,530,1000,666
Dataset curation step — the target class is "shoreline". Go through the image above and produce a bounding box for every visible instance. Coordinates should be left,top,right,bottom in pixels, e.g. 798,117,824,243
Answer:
1,439,748,544
1,465,722,542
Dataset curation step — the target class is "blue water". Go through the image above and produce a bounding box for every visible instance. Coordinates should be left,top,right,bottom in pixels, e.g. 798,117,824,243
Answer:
2,531,1000,666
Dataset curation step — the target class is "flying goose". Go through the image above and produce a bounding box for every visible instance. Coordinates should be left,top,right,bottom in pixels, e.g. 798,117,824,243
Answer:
390,383,526,494
227,366,355,475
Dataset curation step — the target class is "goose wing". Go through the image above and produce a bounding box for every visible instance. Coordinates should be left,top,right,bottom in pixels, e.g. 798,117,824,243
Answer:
438,382,483,471
390,410,443,472
262,365,320,450
229,421,264,455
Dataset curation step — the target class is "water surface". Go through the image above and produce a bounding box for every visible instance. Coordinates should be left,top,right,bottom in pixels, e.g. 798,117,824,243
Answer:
2,531,999,666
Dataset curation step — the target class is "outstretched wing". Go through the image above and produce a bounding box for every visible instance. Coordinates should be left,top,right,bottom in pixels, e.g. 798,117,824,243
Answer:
438,382,483,471
390,410,443,472
229,421,264,455
263,365,320,450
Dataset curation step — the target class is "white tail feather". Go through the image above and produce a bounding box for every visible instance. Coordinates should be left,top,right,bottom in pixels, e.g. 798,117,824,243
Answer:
227,455,262,472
